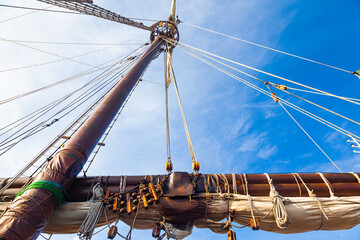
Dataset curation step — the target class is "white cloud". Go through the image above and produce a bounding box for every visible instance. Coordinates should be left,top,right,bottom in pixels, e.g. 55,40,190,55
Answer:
3,0,360,240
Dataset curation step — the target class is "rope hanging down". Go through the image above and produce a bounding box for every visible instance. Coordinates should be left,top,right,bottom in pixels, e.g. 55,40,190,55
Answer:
164,51,173,172
181,21,354,74
166,43,200,172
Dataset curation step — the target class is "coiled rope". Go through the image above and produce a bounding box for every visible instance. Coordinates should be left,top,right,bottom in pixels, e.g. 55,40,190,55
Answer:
264,173,290,229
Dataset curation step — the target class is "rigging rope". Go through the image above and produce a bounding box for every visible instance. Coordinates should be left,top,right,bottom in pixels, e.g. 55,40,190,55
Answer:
0,61,133,155
0,49,143,155
175,42,360,142
0,45,145,134
167,43,200,172
267,82,360,126
164,50,172,172
0,42,146,104
169,38,360,127
285,87,360,102
0,3,81,15
278,101,342,172
77,183,105,240
82,64,142,175
0,49,143,194
0,44,118,74
168,39,360,106
0,38,144,46
0,5,53,24
0,36,95,68
181,21,353,74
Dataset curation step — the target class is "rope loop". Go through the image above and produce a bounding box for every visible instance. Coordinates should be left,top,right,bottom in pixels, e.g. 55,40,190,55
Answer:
264,173,290,230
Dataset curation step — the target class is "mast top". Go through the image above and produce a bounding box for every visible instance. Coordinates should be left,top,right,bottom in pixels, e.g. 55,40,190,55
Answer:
150,21,179,50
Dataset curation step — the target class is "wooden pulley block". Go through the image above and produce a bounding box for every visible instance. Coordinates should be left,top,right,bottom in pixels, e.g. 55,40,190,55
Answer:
227,229,236,240
192,161,200,172
152,221,161,238
107,225,118,239
166,161,173,172
250,218,260,230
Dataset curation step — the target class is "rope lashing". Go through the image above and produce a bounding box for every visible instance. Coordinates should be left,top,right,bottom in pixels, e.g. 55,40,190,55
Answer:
243,173,259,230
232,173,238,194
291,173,302,197
77,182,105,240
349,172,360,184
214,174,222,194
119,175,127,193
293,173,329,220
317,173,335,198
221,174,230,194
264,173,290,230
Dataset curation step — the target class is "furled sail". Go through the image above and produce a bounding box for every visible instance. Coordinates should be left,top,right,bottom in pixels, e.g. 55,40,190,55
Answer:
2,172,360,239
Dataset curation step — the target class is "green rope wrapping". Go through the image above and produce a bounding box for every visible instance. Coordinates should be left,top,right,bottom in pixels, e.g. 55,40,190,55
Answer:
16,180,64,204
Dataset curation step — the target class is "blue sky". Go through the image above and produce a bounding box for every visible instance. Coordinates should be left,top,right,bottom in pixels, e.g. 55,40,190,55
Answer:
0,0,360,239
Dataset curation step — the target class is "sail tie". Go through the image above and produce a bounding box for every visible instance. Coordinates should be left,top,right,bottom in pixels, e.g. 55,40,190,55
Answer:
220,174,230,195
317,173,335,198
232,173,238,194
119,175,127,193
349,172,360,184
291,173,302,197
264,173,290,230
243,174,259,230
293,173,329,220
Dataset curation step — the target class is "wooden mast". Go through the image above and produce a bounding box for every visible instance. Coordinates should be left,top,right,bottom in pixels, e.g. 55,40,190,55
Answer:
0,37,164,240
